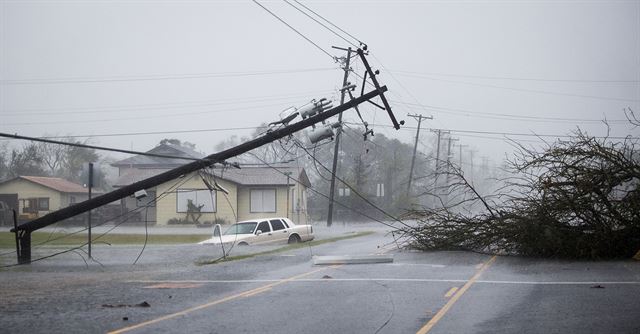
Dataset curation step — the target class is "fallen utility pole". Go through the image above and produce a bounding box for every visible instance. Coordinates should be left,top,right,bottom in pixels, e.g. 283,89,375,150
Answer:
12,84,394,264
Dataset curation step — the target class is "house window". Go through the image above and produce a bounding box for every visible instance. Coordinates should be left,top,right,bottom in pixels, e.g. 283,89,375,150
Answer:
37,198,49,210
176,189,215,213
338,188,351,197
69,196,76,204
23,199,36,214
250,189,276,213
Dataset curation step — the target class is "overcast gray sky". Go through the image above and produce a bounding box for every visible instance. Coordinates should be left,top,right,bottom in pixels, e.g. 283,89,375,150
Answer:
1,0,639,165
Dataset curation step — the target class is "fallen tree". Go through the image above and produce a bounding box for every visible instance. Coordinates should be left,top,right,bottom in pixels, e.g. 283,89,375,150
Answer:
404,117,640,259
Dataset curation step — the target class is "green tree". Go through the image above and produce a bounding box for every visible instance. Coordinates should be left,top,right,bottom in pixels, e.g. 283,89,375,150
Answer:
159,138,196,150
61,144,100,184
8,143,46,178
0,142,9,181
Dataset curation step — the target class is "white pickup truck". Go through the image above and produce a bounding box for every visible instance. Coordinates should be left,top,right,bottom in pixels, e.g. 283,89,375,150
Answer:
198,217,314,246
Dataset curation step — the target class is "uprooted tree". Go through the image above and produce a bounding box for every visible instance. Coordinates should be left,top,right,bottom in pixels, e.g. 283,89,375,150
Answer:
402,116,639,259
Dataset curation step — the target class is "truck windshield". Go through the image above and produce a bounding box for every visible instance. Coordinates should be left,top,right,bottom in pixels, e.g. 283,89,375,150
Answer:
224,222,257,235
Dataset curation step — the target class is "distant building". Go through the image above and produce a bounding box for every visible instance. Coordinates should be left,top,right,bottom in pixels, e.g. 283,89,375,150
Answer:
0,176,93,223
111,143,311,225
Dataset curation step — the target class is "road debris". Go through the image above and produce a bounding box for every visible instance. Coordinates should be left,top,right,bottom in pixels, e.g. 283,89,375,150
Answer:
102,301,151,308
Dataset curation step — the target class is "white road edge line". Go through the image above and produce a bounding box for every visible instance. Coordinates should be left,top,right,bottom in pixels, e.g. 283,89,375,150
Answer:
129,279,640,285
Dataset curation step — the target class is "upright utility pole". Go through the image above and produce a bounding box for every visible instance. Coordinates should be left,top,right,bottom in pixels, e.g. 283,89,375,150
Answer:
406,113,432,198
444,136,459,204
457,144,468,167
87,162,93,259
327,47,352,227
431,129,447,180
430,129,449,207
445,136,459,173
469,149,476,181
284,171,292,219
481,156,490,180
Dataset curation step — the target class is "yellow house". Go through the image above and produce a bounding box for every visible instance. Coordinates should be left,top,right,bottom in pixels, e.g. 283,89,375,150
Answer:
111,143,311,226
0,176,92,223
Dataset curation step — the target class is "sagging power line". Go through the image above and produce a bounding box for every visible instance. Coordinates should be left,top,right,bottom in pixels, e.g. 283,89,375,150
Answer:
0,67,337,85
252,0,336,61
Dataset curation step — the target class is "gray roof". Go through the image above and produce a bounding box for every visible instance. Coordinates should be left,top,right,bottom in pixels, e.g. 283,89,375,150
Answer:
217,166,311,187
113,166,311,188
111,143,204,168
113,168,167,187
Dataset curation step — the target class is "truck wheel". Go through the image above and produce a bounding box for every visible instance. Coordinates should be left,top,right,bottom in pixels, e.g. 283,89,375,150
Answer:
288,234,301,244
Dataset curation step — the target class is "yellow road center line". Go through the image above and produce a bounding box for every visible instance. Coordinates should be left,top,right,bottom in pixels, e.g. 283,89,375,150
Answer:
416,255,497,334
108,266,331,334
444,287,458,298
243,286,272,298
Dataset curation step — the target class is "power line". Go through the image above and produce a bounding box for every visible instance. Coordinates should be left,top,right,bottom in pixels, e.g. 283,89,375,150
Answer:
389,69,640,84
393,100,630,124
2,89,336,116
431,128,639,140
1,101,302,126
397,74,640,103
284,0,358,48
0,67,336,85
292,0,364,47
0,132,201,160
252,0,336,61
442,133,544,144
343,122,639,140
1,126,266,140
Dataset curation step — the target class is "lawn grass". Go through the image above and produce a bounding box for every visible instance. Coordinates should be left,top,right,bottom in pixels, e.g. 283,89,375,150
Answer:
195,231,374,265
0,232,210,248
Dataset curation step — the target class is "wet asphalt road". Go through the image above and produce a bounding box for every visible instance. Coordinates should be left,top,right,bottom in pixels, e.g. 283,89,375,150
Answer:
1,223,639,334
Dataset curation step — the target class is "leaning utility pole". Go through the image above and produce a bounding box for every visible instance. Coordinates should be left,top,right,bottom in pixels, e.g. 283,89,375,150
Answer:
11,48,402,264
406,113,432,198
327,46,352,227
